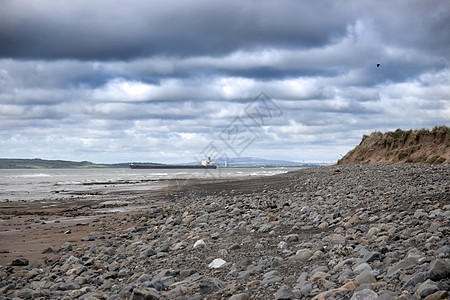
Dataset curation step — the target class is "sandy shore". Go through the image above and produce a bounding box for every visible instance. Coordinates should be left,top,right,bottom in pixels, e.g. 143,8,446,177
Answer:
0,177,256,266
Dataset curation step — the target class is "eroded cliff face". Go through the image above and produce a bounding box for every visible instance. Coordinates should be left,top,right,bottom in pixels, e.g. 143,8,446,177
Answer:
338,126,450,165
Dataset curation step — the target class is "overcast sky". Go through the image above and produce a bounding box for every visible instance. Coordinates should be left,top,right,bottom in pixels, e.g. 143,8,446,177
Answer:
1,0,449,164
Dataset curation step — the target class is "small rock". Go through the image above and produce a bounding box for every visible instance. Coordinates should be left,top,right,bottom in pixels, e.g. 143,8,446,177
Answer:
13,288,35,299
229,243,241,250
229,293,249,300
284,234,299,242
208,258,227,269
428,259,450,281
274,285,295,300
130,287,159,300
288,249,312,262
277,241,288,249
416,279,439,298
387,256,417,274
336,281,359,292
424,291,449,300
11,258,29,266
193,239,205,249
353,263,372,275
363,252,382,263
261,274,283,285
328,233,346,243
403,272,426,289
355,270,376,285
376,294,395,300
350,289,378,300
199,277,225,293
147,280,167,292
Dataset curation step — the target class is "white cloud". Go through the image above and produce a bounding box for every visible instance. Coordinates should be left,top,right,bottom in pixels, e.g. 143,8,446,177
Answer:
0,1,449,163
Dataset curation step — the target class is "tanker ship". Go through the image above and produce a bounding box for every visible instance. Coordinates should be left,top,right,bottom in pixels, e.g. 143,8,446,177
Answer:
130,157,217,169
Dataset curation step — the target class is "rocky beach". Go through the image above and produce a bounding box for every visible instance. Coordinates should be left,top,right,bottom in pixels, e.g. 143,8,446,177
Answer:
1,163,449,299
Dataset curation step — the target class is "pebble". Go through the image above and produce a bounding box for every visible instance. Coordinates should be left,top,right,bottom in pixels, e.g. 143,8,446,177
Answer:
355,270,377,285
1,163,448,299
350,289,378,300
416,279,439,298
193,239,205,249
208,258,227,269
274,285,295,300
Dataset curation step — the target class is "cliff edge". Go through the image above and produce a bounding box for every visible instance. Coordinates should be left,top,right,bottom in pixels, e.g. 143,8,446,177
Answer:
337,126,450,165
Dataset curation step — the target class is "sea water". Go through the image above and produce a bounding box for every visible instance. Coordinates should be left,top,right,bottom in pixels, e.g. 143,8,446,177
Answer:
0,167,301,202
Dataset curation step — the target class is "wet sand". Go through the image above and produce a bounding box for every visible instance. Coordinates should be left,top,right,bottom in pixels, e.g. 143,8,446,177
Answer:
0,176,255,266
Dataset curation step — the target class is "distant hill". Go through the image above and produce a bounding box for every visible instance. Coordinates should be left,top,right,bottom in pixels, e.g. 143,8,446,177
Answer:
187,157,322,167
0,158,130,169
338,126,450,165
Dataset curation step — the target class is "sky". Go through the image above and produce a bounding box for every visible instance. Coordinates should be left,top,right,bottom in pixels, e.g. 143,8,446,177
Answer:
0,0,449,164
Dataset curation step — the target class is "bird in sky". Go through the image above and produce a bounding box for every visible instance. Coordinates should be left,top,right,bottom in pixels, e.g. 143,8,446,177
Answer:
377,64,381,67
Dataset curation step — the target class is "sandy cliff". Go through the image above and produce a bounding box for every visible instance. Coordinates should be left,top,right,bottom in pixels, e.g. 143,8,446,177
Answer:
338,126,450,165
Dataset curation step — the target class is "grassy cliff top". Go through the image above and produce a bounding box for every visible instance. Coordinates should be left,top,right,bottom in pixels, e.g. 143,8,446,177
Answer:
338,126,450,165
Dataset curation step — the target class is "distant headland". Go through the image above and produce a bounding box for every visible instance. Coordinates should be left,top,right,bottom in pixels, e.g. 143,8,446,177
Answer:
0,158,130,169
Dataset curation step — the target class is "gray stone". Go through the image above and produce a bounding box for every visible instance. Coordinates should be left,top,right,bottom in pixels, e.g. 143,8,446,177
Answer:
387,257,417,274
130,287,160,300
229,243,241,250
296,271,309,283
229,293,249,300
141,247,156,257
416,280,439,298
376,294,395,300
146,281,167,292
351,289,378,300
138,274,152,283
428,259,450,281
180,269,197,278
237,270,254,280
274,285,295,300
258,223,273,233
356,284,374,291
403,272,426,289
13,288,35,299
363,252,382,263
199,277,225,293
355,270,376,285
299,283,313,293
104,271,118,279
353,263,372,275
434,245,450,256
238,257,252,266
59,282,80,290
59,242,73,251
261,274,283,285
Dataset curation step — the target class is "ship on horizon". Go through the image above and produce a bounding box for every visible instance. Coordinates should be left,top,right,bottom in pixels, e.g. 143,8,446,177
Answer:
130,157,218,169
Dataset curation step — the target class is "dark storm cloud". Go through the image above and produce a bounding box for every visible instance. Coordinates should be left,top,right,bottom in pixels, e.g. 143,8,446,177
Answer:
1,0,448,63
1,0,449,163
0,0,350,60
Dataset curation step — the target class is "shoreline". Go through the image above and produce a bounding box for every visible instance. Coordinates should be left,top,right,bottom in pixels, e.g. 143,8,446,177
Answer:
0,163,449,299
0,175,256,266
